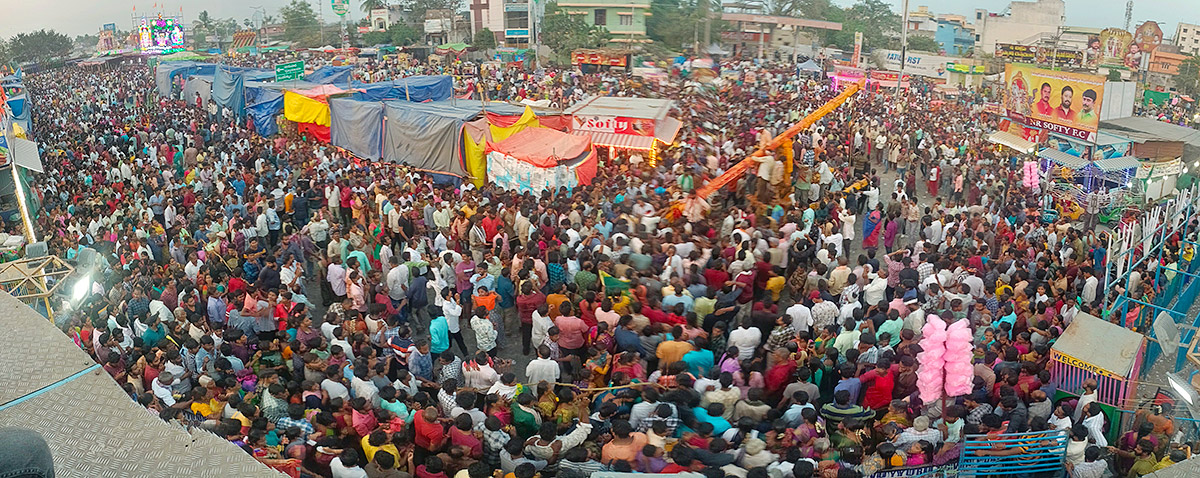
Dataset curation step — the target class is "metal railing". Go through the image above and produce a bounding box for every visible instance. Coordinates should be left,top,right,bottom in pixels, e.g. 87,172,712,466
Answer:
958,429,1068,477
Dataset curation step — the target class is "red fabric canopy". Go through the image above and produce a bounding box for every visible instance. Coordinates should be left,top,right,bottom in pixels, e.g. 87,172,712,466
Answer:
487,127,591,168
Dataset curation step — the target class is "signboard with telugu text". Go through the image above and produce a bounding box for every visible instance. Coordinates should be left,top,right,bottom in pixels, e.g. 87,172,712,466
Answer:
275,60,305,82
331,0,349,16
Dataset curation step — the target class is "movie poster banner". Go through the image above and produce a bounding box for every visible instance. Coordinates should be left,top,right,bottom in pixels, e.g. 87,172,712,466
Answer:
1099,28,1135,69
1003,64,1105,142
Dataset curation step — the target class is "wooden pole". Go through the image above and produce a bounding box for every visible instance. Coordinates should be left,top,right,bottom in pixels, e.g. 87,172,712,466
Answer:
691,78,865,201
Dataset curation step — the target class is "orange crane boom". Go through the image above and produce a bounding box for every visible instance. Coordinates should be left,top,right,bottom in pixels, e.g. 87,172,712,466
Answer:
693,78,865,200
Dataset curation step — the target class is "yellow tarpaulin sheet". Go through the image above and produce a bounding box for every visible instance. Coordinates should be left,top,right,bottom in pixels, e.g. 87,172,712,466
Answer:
464,131,489,188
489,106,539,143
284,91,331,127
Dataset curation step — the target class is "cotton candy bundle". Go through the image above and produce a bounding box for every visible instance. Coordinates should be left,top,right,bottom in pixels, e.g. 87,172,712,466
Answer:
915,315,948,403
942,318,975,397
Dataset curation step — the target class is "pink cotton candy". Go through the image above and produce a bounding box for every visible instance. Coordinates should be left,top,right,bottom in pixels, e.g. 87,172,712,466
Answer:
916,315,948,403
941,317,975,397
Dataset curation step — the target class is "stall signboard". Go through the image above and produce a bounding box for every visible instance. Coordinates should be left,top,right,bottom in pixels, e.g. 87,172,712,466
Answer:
572,51,627,67
1003,64,1105,142
946,63,985,74
1051,350,1124,379
573,115,656,136
1136,159,1182,179
997,43,1038,63
852,32,863,68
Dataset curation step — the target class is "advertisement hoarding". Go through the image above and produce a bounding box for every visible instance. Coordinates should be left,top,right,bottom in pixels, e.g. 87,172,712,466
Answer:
1099,28,1135,69
997,43,1083,68
1003,64,1105,142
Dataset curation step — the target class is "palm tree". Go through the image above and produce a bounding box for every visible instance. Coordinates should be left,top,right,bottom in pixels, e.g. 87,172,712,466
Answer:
193,10,216,47
361,0,387,14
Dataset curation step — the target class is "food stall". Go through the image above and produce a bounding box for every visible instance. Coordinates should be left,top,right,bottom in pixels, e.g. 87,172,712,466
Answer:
564,96,682,167
1050,312,1146,443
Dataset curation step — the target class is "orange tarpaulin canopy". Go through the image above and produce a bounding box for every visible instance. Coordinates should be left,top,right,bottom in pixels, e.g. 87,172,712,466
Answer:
486,127,591,168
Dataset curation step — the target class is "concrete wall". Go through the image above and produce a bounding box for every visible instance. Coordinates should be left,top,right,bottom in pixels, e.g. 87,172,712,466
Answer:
974,0,1065,54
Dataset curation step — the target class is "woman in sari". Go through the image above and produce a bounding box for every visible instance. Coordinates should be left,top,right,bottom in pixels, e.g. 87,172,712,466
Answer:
862,205,884,251
792,408,823,459
584,347,612,388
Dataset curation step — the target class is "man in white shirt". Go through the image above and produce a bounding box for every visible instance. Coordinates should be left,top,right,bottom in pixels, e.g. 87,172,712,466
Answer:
728,320,762,361
526,345,560,384
152,371,180,407
1081,267,1099,305
785,302,813,335
327,256,348,300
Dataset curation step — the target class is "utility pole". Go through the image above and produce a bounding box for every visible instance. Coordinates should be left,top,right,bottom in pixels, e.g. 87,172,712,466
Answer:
895,0,910,101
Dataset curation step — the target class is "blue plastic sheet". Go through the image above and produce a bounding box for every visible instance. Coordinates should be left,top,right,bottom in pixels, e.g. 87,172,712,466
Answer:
306,66,353,85
330,98,384,161
350,76,453,102
211,67,246,119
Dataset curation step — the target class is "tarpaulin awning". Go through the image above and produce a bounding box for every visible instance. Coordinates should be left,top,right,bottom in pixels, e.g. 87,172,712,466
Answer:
1038,148,1088,170
284,91,331,126
655,117,682,145
579,132,655,151
987,131,1037,154
796,59,821,72
306,65,353,85
488,127,591,168
292,84,350,100
330,97,384,161
351,76,453,102
211,67,246,118
1092,156,1140,172
9,136,43,173
1182,95,1195,102
382,101,471,176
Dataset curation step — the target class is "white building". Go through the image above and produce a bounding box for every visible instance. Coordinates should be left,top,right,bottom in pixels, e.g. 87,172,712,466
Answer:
973,0,1065,54
1175,22,1200,56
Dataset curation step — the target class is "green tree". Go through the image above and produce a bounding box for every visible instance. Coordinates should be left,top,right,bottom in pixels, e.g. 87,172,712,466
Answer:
7,30,73,64
473,28,497,50
1176,56,1200,97
904,35,941,53
74,34,99,48
193,10,218,48
281,0,323,47
827,0,897,51
541,2,611,61
1107,69,1123,81
362,0,388,14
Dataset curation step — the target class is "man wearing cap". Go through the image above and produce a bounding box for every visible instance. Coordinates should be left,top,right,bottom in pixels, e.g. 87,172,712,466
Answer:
207,285,227,328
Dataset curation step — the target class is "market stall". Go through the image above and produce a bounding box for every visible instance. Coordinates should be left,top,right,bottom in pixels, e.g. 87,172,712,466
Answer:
564,96,681,167
1050,312,1146,443
486,127,597,195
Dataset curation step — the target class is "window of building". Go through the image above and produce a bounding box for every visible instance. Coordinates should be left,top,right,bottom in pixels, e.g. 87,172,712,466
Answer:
976,12,982,20
976,34,981,41
619,14,632,26
594,9,606,26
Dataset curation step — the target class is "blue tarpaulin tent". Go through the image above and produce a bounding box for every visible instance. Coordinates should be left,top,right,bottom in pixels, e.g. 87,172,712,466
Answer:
211,67,246,119
306,66,353,85
244,80,321,137
350,76,453,102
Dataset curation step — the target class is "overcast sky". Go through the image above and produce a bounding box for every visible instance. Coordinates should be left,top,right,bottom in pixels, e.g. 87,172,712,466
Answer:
0,0,1192,39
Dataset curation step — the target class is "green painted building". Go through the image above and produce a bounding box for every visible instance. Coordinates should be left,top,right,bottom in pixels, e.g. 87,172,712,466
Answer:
558,0,653,44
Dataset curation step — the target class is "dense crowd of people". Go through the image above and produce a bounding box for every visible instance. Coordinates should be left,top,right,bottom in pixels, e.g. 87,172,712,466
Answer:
17,52,1198,478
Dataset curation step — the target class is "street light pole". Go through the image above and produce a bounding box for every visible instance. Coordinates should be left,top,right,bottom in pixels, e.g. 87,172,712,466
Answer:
895,0,910,101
